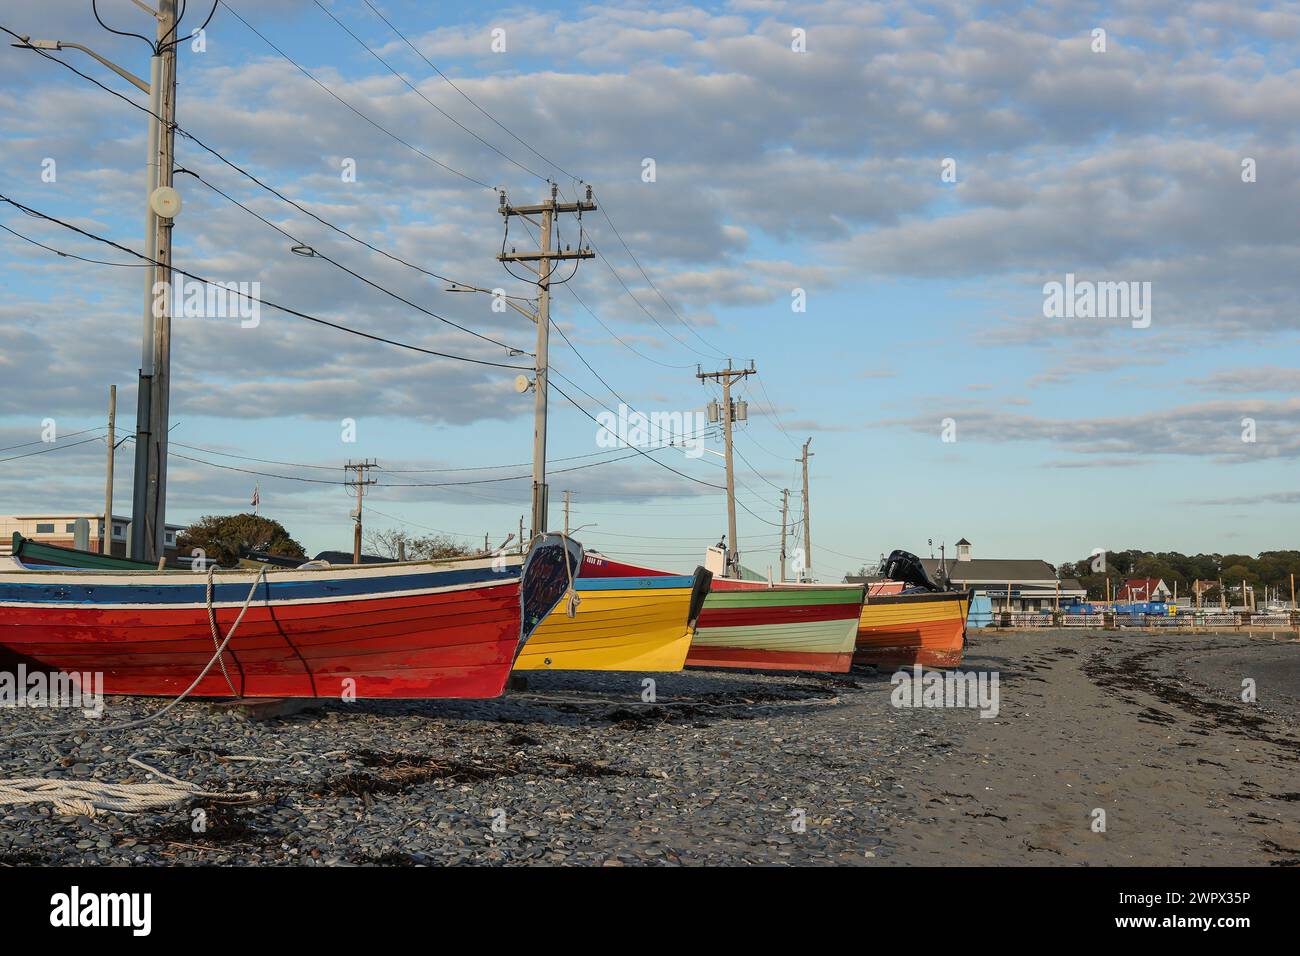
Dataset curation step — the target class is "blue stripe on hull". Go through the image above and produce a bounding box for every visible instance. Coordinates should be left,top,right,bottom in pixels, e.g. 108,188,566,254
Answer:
0,564,518,606
573,575,694,591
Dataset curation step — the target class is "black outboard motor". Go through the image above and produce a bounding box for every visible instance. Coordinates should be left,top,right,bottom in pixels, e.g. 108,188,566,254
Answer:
880,549,941,591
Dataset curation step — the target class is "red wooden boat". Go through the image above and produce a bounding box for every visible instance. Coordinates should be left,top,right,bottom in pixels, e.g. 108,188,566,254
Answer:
0,534,581,700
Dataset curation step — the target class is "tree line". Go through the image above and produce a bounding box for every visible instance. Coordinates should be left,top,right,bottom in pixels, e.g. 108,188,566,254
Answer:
1057,549,1300,602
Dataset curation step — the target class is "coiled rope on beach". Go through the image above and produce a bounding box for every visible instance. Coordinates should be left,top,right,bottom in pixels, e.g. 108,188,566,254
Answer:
0,751,258,816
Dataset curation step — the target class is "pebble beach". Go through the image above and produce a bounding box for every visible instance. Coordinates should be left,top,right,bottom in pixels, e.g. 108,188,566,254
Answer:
1,629,1296,866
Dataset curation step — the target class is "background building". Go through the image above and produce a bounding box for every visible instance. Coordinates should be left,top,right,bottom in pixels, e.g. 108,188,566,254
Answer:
846,537,1086,612
0,513,183,559
1117,577,1172,602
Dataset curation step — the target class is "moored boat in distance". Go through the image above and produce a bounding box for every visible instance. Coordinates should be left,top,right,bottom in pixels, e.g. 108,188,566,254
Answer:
0,534,582,700
514,568,712,672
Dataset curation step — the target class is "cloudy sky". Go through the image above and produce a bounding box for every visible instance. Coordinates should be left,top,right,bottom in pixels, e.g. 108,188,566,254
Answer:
0,0,1296,577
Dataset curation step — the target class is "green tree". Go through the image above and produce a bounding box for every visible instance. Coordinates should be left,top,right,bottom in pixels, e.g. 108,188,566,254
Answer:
178,513,306,567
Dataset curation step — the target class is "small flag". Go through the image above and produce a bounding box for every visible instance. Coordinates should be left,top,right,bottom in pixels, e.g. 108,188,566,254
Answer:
251,482,260,513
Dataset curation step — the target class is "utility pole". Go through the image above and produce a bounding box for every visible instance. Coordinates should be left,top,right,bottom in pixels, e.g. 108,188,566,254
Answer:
127,0,180,561
697,361,756,576
779,488,789,583
102,385,116,555
562,490,572,536
18,4,179,562
800,437,813,581
497,184,595,539
345,459,377,564
518,515,525,554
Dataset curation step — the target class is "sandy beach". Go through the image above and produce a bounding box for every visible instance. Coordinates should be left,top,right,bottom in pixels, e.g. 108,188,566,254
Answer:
1,628,1296,866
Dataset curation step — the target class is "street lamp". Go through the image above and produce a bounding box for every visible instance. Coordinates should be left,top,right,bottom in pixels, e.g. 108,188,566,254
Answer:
11,37,149,92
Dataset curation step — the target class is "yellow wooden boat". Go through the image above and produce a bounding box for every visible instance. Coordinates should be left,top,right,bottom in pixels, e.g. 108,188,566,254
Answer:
513,570,710,671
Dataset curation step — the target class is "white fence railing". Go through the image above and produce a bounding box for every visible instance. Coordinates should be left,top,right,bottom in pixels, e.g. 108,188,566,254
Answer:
1004,614,1054,627
979,611,1297,629
1061,614,1104,627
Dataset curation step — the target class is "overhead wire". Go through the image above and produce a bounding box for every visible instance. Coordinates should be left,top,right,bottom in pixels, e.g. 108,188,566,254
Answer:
175,165,529,355
308,0,548,184
0,192,530,371
359,0,580,183
218,2,494,190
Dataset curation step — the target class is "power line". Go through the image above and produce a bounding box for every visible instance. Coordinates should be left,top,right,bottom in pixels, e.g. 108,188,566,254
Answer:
176,164,529,355
732,440,785,492
3,22,534,318
6,19,775,420
170,437,708,491
754,374,801,449
363,506,480,542
168,449,352,484
0,433,106,465
563,265,694,369
218,1,494,190
309,0,548,183
0,192,531,371
351,0,722,367
0,426,112,454
5,18,769,423
548,378,725,491
359,0,579,184
0,222,147,268
590,192,725,357
586,230,716,359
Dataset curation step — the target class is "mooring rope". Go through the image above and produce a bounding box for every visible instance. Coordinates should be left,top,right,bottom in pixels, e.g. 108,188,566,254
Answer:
206,565,242,697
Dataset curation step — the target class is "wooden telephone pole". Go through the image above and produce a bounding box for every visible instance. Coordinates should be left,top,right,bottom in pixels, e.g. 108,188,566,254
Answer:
696,361,756,576
562,490,573,535
128,0,181,562
345,460,377,564
799,437,813,581
497,183,595,540
779,488,790,582
102,385,116,555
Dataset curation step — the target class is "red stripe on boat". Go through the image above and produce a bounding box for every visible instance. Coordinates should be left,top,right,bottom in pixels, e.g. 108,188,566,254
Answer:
696,603,860,628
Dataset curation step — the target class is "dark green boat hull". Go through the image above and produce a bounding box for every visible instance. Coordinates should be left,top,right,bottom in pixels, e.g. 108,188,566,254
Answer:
10,532,158,570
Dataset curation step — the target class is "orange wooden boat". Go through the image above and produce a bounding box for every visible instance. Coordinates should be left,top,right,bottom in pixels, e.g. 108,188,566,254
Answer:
854,589,970,668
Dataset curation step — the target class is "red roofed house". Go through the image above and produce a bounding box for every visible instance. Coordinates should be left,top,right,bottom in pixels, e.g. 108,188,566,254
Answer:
1117,577,1172,602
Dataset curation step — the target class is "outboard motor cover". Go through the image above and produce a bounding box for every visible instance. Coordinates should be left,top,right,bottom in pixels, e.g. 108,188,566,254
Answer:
880,549,941,591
